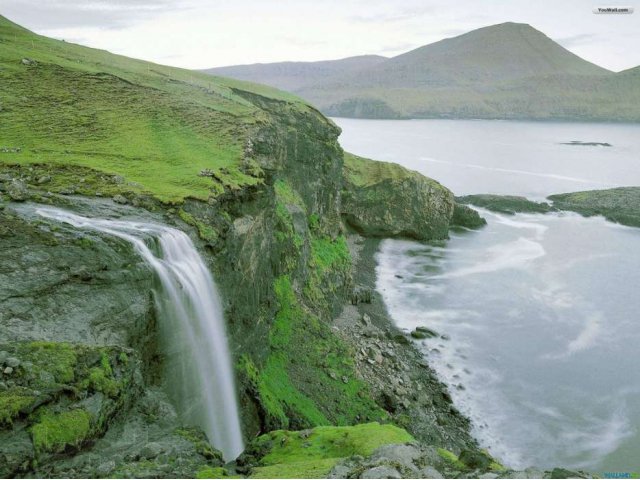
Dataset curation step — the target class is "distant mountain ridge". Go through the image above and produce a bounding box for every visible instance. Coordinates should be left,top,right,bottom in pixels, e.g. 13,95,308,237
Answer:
204,22,640,121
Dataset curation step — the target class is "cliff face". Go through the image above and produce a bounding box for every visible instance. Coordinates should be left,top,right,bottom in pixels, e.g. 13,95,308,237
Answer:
0,15,480,478
342,153,454,240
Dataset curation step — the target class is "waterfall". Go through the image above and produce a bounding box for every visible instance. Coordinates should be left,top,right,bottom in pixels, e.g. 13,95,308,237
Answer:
35,207,244,461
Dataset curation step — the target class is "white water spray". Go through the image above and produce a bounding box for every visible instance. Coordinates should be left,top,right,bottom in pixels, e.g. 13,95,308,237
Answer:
35,207,244,461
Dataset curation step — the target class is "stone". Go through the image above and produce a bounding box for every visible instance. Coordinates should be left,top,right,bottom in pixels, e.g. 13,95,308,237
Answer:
420,466,444,478
478,474,499,479
415,326,438,337
459,449,492,469
5,357,20,368
37,175,52,185
140,442,163,459
370,443,422,470
0,351,8,364
3,367,13,375
96,460,116,476
359,466,402,479
113,194,128,204
7,179,28,201
328,465,352,478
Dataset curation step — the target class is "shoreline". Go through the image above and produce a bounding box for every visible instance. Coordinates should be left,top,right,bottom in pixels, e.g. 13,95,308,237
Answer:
333,232,477,452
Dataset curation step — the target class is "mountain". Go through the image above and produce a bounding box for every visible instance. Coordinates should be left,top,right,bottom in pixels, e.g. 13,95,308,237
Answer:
205,23,640,121
202,55,387,92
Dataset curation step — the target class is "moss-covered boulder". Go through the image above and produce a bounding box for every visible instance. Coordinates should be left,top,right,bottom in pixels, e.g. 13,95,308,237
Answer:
457,194,556,215
0,342,139,477
240,423,414,478
342,153,455,241
450,203,487,229
549,187,640,227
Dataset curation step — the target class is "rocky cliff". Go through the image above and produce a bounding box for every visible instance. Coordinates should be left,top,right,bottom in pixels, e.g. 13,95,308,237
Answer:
0,14,492,479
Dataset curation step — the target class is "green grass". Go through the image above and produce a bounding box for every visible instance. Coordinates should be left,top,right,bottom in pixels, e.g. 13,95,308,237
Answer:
437,448,466,470
0,15,313,203
249,423,414,478
242,275,386,432
31,408,92,453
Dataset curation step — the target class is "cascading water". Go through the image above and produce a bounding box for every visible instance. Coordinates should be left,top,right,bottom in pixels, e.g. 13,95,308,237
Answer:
35,207,244,461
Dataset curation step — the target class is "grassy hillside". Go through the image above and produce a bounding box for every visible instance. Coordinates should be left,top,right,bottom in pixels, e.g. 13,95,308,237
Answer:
206,22,640,122
0,15,311,203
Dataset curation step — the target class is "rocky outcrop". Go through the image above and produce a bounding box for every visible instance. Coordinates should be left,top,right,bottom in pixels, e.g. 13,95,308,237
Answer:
341,153,456,241
450,203,487,229
457,194,556,215
548,187,640,227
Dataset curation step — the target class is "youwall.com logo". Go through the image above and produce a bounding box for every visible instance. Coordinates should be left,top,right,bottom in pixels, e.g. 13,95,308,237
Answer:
593,6,634,13
602,473,640,479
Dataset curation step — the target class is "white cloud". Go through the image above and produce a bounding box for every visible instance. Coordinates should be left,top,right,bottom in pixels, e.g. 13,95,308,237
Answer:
3,0,640,71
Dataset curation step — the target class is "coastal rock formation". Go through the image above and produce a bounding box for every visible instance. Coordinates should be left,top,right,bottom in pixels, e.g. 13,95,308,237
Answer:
341,153,456,240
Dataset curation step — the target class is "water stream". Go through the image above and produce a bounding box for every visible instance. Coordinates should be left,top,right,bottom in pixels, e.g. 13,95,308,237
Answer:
34,207,244,461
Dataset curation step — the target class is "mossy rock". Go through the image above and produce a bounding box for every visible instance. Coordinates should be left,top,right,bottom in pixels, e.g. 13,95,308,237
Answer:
457,194,555,215
549,187,640,228
245,423,414,479
342,153,455,240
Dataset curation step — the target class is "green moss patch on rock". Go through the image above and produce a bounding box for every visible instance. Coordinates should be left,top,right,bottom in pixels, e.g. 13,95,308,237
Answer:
31,408,92,453
549,187,640,228
0,341,140,476
457,194,556,215
241,276,386,433
342,153,455,240
450,202,487,229
245,423,414,478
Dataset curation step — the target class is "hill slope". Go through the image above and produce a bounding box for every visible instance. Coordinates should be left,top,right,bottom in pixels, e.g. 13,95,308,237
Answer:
0,14,312,202
203,55,387,92
205,23,640,121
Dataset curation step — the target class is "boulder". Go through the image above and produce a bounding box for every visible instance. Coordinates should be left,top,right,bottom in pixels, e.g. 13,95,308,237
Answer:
359,466,402,479
7,180,28,201
342,153,454,241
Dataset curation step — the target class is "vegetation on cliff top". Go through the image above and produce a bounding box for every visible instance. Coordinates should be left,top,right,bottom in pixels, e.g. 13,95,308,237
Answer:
0,14,313,203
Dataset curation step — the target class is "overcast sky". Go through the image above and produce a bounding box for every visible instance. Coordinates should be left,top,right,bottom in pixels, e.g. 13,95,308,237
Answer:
3,0,639,72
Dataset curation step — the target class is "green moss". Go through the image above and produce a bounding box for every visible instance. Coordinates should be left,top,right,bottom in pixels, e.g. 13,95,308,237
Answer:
249,423,413,479
304,235,350,308
178,209,218,243
0,388,35,425
244,276,386,431
251,458,337,479
31,408,92,453
196,466,240,479
344,152,433,188
437,448,466,470
17,341,77,386
175,427,223,461
274,179,304,208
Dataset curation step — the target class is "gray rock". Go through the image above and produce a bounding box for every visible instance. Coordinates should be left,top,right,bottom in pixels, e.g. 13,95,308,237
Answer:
37,175,52,185
140,442,163,459
7,179,28,201
370,444,421,470
525,468,544,479
328,465,353,479
3,366,13,375
420,466,444,478
113,194,128,204
360,466,402,479
478,473,499,479
5,357,20,368
96,460,116,476
0,351,8,364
